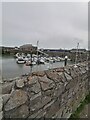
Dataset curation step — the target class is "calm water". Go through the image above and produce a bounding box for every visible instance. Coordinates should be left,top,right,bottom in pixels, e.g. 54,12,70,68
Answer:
0,55,72,80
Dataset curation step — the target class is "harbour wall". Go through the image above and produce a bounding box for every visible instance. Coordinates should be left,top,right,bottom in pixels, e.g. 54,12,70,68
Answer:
1,62,89,119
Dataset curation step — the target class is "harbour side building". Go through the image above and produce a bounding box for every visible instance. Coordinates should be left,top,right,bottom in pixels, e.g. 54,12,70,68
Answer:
19,44,37,53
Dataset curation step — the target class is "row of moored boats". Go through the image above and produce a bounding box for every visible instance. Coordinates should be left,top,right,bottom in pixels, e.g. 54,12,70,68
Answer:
15,53,71,66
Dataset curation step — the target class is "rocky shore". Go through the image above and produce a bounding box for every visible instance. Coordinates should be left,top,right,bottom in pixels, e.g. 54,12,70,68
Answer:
1,61,89,119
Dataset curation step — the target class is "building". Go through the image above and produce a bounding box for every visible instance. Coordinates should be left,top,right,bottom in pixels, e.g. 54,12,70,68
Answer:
70,49,87,53
42,49,70,52
19,44,37,52
1,46,15,54
41,49,70,57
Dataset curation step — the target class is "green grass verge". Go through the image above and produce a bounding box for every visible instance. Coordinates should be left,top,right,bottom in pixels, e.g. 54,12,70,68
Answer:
69,92,90,119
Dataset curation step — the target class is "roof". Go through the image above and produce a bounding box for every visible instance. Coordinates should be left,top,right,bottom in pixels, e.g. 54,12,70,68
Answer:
20,44,32,48
71,48,86,50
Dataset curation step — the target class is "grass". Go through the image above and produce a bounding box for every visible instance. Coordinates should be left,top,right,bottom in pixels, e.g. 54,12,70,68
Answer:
69,92,90,119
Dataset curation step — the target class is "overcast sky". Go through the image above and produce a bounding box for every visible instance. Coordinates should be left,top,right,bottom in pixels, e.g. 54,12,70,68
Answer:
2,2,88,49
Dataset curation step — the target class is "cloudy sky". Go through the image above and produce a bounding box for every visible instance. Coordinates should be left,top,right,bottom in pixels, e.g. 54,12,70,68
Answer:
2,2,88,49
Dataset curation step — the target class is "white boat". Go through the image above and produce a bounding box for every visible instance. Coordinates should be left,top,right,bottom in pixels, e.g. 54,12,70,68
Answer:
27,54,31,58
32,61,36,65
67,58,71,61
15,53,20,58
49,59,54,64
60,57,65,61
25,60,36,66
40,58,45,64
21,53,25,58
23,57,29,62
16,57,25,64
25,60,31,66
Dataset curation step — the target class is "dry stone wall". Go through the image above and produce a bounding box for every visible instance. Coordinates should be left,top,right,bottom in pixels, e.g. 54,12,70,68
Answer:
1,62,89,119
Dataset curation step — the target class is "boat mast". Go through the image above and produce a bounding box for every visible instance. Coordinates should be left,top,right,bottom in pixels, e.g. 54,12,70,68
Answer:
75,42,79,66
37,40,39,64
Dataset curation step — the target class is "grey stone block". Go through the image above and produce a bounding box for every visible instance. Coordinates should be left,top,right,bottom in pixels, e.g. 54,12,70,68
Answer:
64,72,72,81
2,82,14,94
31,81,40,93
4,89,28,111
2,94,10,105
16,79,24,88
5,104,29,118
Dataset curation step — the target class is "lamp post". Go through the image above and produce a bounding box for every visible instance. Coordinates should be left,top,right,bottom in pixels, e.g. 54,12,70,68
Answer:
64,55,68,66
30,49,32,73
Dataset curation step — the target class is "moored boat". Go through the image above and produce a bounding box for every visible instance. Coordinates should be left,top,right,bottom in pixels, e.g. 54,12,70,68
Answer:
16,57,25,64
25,60,36,66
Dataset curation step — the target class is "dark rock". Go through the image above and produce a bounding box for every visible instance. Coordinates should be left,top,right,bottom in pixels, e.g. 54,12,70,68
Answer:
43,100,55,110
28,109,42,118
2,94,10,105
31,81,41,93
32,71,45,77
61,106,71,118
2,82,14,94
36,109,46,118
74,67,81,73
86,66,88,71
0,111,3,120
70,68,78,78
64,67,71,75
66,80,77,90
30,96,51,113
28,76,38,85
54,67,64,72
30,92,41,101
5,104,29,118
44,89,54,96
54,105,65,118
0,84,2,94
45,100,60,118
30,95,41,107
80,67,87,74
0,96,2,112
53,84,65,98
61,91,68,105
16,79,24,88
64,72,72,81
45,70,62,83
41,96,51,106
39,75,54,91
4,89,28,111
58,72,67,83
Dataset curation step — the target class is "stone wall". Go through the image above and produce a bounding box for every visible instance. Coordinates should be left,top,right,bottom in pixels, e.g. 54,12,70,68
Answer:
1,62,89,119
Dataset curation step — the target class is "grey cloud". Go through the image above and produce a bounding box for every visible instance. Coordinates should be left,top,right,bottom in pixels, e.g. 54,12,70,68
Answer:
2,2,88,49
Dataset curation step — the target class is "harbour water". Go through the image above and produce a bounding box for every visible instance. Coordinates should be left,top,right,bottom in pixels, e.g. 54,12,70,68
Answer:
0,55,72,80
